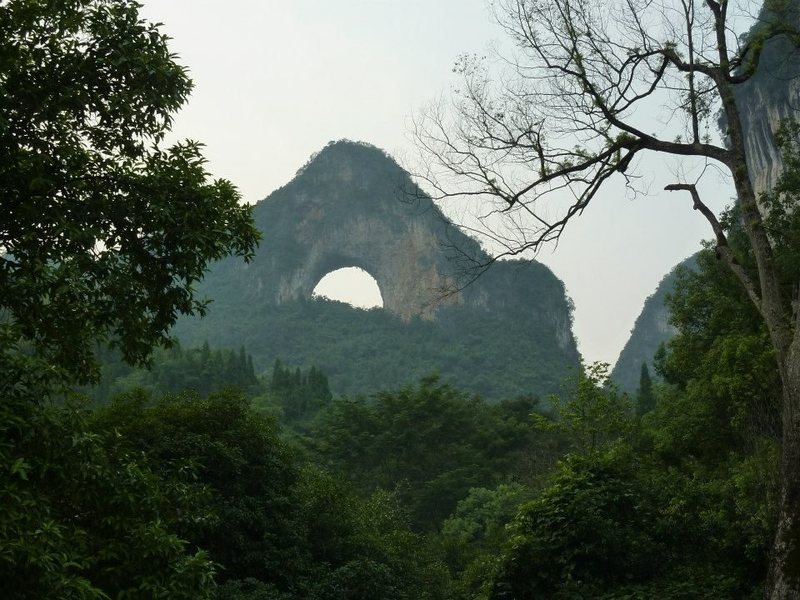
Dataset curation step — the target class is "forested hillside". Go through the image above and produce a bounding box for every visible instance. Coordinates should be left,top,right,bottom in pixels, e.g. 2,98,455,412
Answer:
83,344,263,403
176,294,574,401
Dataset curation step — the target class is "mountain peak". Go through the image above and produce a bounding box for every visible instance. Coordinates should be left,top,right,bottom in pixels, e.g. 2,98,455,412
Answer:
295,139,401,180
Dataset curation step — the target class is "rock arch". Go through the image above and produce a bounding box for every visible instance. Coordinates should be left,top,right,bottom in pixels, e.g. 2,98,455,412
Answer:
176,140,580,399
243,141,478,321
203,140,577,331
312,266,384,308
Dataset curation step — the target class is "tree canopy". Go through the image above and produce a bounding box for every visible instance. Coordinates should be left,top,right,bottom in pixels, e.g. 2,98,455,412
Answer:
0,1,258,596
0,0,259,381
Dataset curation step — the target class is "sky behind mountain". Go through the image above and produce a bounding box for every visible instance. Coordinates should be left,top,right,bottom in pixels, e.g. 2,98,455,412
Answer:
140,0,734,366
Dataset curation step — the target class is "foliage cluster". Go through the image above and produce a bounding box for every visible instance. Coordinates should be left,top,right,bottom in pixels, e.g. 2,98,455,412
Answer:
266,359,332,426
0,0,257,596
88,389,452,600
178,296,574,402
0,0,258,381
305,376,561,531
0,347,217,599
85,343,262,404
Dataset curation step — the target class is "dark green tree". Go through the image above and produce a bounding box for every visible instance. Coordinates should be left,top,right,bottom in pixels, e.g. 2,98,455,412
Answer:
267,360,333,426
91,390,303,589
534,363,633,457
439,483,533,598
84,342,263,402
0,348,216,599
0,0,259,381
91,389,452,600
636,363,656,417
490,454,659,600
309,375,556,531
0,1,258,596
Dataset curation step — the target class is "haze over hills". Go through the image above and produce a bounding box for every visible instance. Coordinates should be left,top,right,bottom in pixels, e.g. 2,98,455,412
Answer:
175,140,580,400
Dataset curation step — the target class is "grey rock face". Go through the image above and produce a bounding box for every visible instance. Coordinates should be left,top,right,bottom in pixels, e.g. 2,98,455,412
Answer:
734,3,800,196
231,141,570,325
253,150,464,321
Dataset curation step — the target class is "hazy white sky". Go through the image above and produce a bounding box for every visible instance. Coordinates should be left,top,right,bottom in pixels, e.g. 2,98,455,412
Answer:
140,0,733,366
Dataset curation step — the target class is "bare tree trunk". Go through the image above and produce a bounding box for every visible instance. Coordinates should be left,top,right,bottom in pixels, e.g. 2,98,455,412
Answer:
724,132,799,599
769,342,800,599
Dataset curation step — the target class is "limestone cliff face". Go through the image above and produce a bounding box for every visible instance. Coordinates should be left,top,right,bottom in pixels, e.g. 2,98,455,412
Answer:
734,3,800,196
249,145,466,321
233,141,571,326
175,140,580,399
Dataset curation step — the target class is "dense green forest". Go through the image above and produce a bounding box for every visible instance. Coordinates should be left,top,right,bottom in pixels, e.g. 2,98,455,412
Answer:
13,249,779,598
176,295,575,401
83,344,262,403
2,1,797,599
17,241,779,598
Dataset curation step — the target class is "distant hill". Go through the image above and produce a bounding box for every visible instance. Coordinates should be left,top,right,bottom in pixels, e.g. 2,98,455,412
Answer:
173,140,581,400
611,254,698,392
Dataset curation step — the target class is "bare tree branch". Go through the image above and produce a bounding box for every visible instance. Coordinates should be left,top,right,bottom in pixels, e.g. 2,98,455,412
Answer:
665,182,762,312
